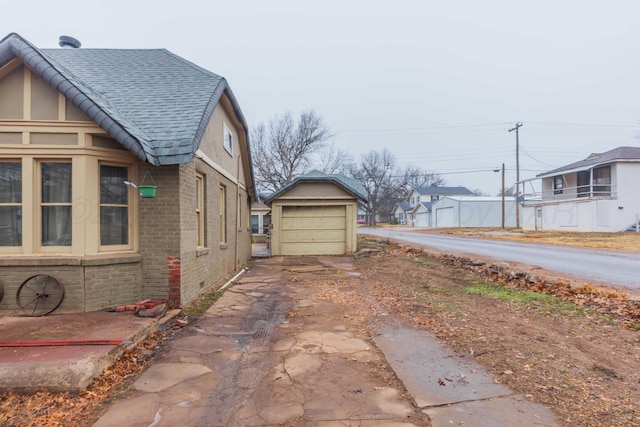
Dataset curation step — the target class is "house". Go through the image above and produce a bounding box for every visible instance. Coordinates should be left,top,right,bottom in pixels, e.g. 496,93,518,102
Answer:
250,194,271,243
408,186,474,206
0,33,255,314
265,171,367,256
392,201,412,225
432,196,517,228
392,186,474,226
521,146,640,232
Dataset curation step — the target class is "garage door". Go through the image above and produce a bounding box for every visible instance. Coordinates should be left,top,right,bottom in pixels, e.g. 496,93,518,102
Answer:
280,206,346,255
436,207,454,228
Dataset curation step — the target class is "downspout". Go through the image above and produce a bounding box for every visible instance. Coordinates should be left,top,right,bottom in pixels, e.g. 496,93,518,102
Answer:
235,153,240,269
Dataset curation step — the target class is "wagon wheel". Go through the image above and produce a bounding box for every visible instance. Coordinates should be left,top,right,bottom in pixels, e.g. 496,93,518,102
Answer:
16,275,65,316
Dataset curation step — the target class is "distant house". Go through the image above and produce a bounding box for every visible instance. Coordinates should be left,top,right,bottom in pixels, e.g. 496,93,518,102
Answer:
392,186,474,226
392,201,413,225
265,171,367,256
0,33,255,314
408,186,474,206
432,197,517,228
521,146,640,232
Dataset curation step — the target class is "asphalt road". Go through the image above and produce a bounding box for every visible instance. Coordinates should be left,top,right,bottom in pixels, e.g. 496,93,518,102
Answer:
358,227,640,290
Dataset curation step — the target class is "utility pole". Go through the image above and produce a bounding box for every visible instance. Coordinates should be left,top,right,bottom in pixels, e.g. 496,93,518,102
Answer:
501,163,505,229
508,122,523,228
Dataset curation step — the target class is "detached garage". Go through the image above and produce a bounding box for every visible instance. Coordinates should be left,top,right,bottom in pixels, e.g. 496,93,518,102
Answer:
265,171,367,256
433,196,517,228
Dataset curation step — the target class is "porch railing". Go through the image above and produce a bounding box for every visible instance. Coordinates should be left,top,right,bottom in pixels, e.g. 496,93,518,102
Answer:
521,184,617,205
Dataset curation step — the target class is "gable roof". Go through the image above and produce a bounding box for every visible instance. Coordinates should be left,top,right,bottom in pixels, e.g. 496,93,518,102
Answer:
0,33,253,173
412,201,432,213
394,201,412,213
413,186,473,196
264,171,368,203
536,146,640,178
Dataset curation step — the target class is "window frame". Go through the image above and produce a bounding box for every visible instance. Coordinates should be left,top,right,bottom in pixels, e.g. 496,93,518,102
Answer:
0,160,22,250
38,159,73,253
98,162,131,251
223,123,233,155
219,184,227,244
553,175,563,195
196,173,206,248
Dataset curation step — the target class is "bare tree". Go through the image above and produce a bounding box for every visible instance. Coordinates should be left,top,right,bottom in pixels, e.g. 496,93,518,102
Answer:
312,142,354,175
402,166,446,190
496,185,516,197
251,110,333,193
350,149,402,225
397,166,446,200
471,188,489,196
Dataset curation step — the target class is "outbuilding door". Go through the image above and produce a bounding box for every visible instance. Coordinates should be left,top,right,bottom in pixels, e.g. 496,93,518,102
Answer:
436,207,454,228
280,205,346,255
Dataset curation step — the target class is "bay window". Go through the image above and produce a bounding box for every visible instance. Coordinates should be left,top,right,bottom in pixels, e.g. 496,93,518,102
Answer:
100,164,129,246
40,161,72,247
0,162,22,246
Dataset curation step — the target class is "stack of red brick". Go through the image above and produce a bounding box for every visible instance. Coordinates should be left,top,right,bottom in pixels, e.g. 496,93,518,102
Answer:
114,299,165,318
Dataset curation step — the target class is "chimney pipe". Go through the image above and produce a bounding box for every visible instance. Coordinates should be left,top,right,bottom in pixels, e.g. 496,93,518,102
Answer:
59,36,81,49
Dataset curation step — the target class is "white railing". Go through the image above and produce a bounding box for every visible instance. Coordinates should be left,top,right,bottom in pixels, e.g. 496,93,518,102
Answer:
521,184,617,205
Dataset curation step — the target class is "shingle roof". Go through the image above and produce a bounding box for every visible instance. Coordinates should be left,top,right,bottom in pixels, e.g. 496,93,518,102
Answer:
0,33,252,171
537,146,640,178
264,171,368,203
414,186,473,196
396,201,412,212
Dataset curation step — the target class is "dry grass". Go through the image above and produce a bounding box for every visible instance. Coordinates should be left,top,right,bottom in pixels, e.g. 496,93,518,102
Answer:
416,227,640,251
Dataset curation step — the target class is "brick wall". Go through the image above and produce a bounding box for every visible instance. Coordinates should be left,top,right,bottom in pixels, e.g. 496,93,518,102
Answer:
0,257,142,315
138,162,181,302
177,160,252,306
84,259,142,311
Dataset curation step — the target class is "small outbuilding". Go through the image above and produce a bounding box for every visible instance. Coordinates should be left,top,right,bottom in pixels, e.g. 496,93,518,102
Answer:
432,196,517,228
265,171,367,256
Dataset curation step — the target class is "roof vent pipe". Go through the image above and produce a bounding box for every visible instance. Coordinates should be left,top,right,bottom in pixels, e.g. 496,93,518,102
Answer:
59,35,81,48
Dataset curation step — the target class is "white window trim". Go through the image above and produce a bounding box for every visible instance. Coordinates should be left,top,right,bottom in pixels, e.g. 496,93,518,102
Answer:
223,123,233,155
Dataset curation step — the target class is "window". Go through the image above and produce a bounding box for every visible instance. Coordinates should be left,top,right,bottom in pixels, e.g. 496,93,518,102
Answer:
251,214,260,234
40,161,72,247
237,192,242,229
219,185,227,243
431,195,438,202
100,164,129,246
577,171,590,197
553,176,563,195
196,173,205,247
593,166,611,197
223,123,233,154
0,162,22,246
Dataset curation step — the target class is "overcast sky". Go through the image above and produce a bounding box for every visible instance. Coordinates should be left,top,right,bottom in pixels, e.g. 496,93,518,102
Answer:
3,1,640,194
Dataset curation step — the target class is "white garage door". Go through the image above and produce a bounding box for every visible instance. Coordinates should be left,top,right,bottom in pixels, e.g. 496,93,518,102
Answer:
280,206,346,255
436,207,454,228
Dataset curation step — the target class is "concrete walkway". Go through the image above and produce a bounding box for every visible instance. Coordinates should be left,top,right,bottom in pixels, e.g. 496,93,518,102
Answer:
93,256,559,427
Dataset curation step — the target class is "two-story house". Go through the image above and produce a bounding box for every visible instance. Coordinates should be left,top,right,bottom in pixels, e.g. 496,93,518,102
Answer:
521,146,640,232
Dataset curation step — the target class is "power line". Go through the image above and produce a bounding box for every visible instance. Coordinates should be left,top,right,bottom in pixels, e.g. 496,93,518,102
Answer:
526,121,638,128
335,122,512,134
